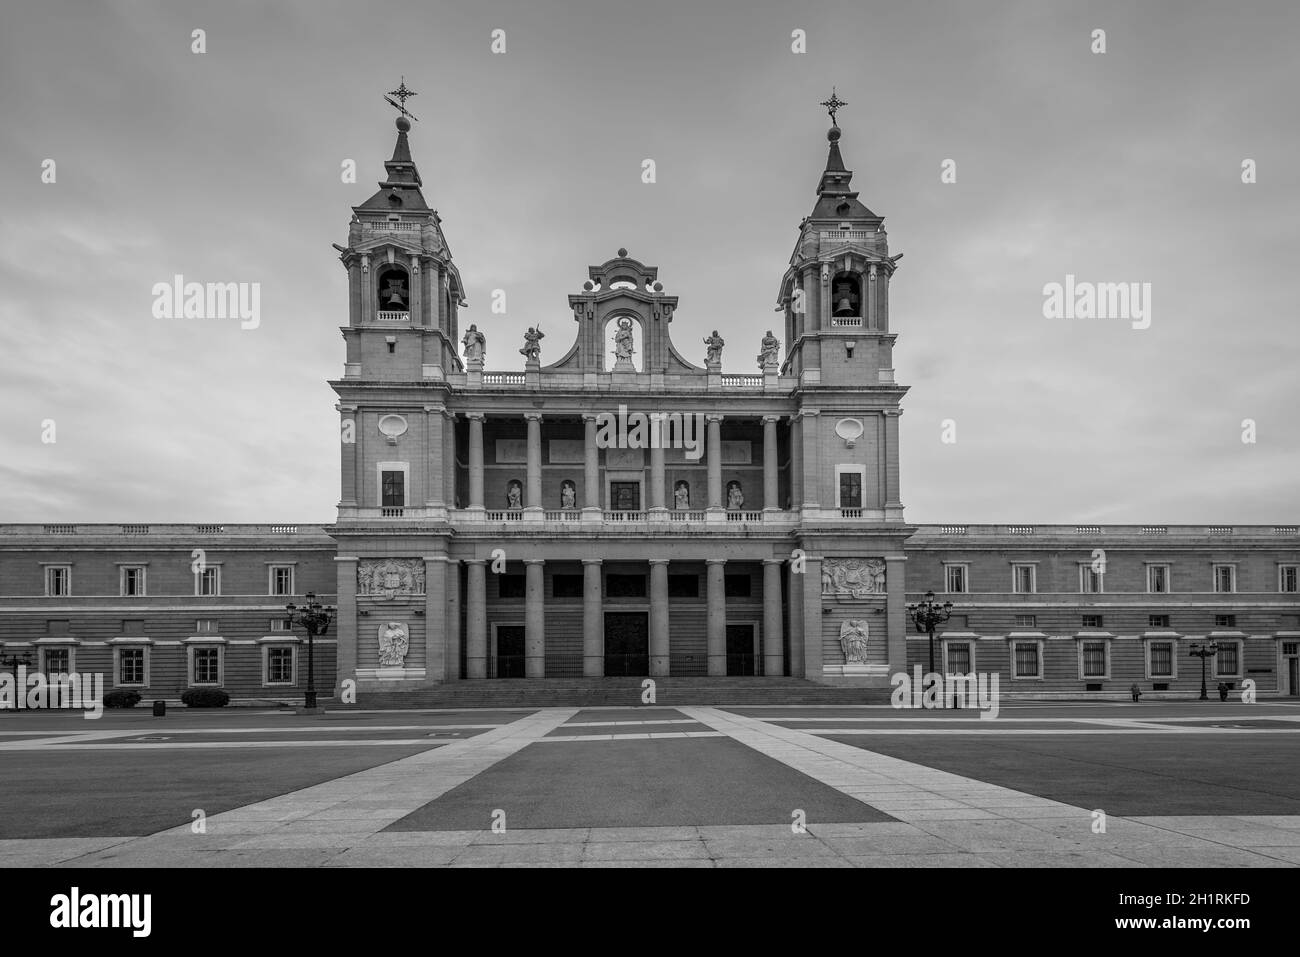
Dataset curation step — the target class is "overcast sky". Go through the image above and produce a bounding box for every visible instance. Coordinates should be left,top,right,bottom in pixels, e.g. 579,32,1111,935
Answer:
1,0,1296,524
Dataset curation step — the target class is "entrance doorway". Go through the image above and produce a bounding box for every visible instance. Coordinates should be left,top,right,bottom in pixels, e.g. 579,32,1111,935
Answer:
495,625,525,678
604,612,649,676
610,481,641,511
1285,642,1299,695
726,624,756,676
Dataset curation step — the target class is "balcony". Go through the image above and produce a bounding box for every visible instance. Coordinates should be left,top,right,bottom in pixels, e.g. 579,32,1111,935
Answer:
376,311,409,322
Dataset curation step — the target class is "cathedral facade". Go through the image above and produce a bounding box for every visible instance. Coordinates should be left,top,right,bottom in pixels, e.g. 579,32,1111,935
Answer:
1,111,1297,703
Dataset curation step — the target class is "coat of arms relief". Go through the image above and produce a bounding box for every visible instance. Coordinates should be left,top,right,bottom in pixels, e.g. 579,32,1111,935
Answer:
357,559,425,598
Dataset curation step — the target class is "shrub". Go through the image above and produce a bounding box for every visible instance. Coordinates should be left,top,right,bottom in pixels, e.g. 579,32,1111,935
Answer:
104,689,142,709
181,688,230,708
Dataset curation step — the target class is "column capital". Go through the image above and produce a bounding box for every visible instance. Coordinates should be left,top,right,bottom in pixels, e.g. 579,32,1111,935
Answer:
762,414,782,424
334,556,360,564
796,409,821,419
524,411,543,422
581,558,603,566
647,558,671,566
466,411,485,421
441,409,457,421
523,558,546,566
464,558,487,566
705,413,725,423
421,555,455,564
762,558,786,566
582,413,601,423
705,558,728,566
336,403,358,413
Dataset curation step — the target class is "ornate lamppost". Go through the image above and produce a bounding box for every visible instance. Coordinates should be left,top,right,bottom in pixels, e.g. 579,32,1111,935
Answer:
1,647,33,687
1189,641,1219,702
907,590,953,704
285,592,336,710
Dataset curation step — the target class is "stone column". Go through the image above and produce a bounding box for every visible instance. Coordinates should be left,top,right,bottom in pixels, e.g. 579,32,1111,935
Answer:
706,414,723,514
649,414,666,514
583,414,601,515
800,410,821,510
802,555,822,680
425,408,445,509
334,556,358,696
423,555,447,680
445,560,461,681
789,414,803,509
525,412,543,514
788,560,804,681
467,413,485,510
524,559,545,678
339,405,358,508
885,554,908,677
583,559,603,676
649,559,670,676
466,560,487,678
706,558,727,676
884,410,903,510
763,559,784,677
443,411,457,510
762,415,779,512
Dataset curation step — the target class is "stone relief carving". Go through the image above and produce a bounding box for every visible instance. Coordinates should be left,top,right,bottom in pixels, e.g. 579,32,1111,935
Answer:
378,621,410,667
357,559,426,597
822,558,886,597
839,620,870,665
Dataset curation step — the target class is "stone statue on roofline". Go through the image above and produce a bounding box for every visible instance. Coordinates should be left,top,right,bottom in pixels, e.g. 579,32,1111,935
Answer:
520,326,544,363
462,324,486,363
704,330,725,366
757,330,780,369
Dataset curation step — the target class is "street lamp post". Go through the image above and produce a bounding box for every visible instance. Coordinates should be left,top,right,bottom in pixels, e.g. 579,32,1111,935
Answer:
1189,641,1219,702
1,649,33,688
285,592,336,710
906,590,953,706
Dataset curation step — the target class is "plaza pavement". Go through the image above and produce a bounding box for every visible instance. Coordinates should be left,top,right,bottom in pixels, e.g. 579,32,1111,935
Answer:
1,701,1298,867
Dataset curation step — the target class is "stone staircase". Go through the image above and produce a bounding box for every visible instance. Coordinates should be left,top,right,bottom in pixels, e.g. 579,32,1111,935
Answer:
350,677,892,710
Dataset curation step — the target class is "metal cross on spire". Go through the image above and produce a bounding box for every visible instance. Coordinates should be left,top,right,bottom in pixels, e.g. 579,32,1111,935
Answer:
820,87,847,127
384,77,420,122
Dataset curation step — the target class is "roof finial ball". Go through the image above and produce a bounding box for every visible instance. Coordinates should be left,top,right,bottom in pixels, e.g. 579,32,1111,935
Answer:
617,247,628,258
395,115,411,133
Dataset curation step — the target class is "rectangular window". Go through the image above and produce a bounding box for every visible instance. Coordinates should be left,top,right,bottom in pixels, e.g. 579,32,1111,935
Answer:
267,647,294,684
381,470,406,507
1213,565,1236,593
1079,566,1103,594
120,648,145,685
45,566,71,597
1147,564,1170,594
724,574,752,598
944,565,968,594
497,574,526,599
270,618,293,631
946,642,972,674
1012,565,1035,594
1280,565,1298,593
197,567,220,596
1149,641,1174,678
1148,614,1170,629
1081,641,1107,678
1013,642,1041,678
1014,614,1037,628
195,619,219,634
44,648,70,674
1214,614,1236,629
552,574,584,598
121,566,146,597
1282,642,1299,656
606,574,647,598
667,574,699,598
838,471,862,509
270,566,295,597
1215,642,1240,677
193,648,220,685
1082,614,1104,629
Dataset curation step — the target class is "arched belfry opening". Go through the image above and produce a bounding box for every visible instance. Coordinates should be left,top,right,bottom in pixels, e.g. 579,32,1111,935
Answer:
831,272,861,319
376,265,410,319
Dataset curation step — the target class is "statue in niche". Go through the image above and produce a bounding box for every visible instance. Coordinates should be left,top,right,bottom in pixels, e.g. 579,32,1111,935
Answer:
612,317,635,370
506,479,523,510
757,330,780,368
519,326,544,362
673,480,690,510
462,324,486,362
726,480,744,510
378,621,410,667
839,620,870,665
704,330,725,365
560,480,577,510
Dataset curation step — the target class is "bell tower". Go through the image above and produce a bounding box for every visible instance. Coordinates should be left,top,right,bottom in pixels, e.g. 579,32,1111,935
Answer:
777,91,902,388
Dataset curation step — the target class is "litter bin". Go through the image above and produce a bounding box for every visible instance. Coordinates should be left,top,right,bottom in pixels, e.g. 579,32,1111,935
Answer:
153,700,166,717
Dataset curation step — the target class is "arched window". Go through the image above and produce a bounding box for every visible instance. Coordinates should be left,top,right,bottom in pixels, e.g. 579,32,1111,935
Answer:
376,266,410,320
831,273,861,319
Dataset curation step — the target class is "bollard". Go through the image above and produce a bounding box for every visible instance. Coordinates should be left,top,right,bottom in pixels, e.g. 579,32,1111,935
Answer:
153,700,166,717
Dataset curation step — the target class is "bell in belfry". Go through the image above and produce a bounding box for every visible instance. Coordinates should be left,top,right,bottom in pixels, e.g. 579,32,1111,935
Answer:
833,279,860,317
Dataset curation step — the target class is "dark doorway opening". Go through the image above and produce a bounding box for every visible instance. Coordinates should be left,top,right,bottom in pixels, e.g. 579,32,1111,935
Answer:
605,612,649,676
495,625,525,678
610,481,641,511
727,624,756,676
